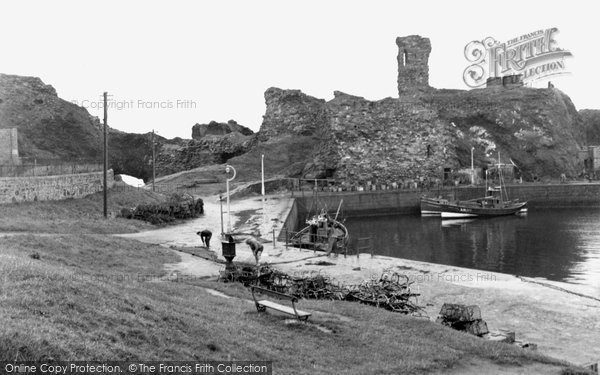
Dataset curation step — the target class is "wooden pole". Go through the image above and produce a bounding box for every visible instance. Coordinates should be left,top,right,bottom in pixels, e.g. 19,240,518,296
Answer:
152,129,156,192
334,199,343,221
219,195,224,236
103,92,108,219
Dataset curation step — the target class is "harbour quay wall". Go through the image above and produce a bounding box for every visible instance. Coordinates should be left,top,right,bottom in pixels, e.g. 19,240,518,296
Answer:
0,170,114,204
449,183,600,208
288,183,600,220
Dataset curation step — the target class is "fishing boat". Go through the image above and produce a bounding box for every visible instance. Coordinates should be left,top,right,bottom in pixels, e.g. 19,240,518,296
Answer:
421,152,528,218
290,207,349,253
421,190,527,218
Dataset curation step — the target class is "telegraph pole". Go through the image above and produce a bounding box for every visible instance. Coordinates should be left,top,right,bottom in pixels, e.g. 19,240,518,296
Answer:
152,129,156,192
103,92,108,218
261,154,265,196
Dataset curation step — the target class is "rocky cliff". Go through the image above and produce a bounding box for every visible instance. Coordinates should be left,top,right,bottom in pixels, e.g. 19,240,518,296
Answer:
0,73,160,180
191,120,253,140
580,109,600,145
0,73,260,181
156,132,256,176
0,74,103,160
425,87,584,179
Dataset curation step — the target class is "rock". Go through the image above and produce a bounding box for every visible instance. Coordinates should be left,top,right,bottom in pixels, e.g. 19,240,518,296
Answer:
0,73,163,181
156,133,256,176
191,120,253,140
580,109,600,144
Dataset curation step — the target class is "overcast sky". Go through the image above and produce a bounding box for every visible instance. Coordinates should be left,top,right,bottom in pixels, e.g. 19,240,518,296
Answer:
2,0,597,139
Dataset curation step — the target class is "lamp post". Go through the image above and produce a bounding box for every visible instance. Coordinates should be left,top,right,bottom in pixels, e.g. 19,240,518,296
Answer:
471,146,475,185
223,166,237,273
225,164,236,234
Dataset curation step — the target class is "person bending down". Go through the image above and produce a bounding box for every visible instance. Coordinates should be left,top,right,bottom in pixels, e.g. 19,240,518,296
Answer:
196,229,212,248
245,237,264,264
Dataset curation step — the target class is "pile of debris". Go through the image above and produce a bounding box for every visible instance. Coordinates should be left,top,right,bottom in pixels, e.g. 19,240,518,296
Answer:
220,264,425,316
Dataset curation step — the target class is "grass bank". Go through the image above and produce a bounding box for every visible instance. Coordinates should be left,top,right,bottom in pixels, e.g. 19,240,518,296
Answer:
0,232,577,374
0,187,167,234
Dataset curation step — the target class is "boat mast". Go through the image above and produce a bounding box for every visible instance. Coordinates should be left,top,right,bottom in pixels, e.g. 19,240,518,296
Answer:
334,199,344,221
497,151,509,202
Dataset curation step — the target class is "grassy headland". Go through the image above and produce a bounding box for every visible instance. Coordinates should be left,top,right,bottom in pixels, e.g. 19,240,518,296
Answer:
0,186,166,234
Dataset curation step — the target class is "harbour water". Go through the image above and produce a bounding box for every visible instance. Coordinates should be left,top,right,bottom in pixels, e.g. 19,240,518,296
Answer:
345,208,600,288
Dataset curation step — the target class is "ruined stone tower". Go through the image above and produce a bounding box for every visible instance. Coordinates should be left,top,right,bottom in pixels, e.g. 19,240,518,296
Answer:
396,35,431,95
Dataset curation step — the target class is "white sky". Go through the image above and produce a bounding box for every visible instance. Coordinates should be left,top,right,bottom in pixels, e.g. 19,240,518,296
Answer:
2,0,597,139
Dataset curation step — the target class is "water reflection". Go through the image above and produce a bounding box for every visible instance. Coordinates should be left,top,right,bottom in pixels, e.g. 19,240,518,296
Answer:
345,208,600,287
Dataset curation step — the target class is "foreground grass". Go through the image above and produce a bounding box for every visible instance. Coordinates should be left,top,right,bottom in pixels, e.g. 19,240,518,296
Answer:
0,233,574,374
0,187,167,234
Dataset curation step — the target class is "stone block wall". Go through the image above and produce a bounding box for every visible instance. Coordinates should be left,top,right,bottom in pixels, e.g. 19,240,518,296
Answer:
0,170,114,204
285,183,600,223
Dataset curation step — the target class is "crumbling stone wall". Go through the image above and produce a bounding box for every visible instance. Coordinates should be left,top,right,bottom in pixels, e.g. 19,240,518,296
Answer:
259,87,328,139
323,91,456,184
396,35,431,95
486,74,524,88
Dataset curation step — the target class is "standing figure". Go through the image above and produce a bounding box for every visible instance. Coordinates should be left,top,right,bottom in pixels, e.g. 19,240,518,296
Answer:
196,229,212,248
245,237,264,265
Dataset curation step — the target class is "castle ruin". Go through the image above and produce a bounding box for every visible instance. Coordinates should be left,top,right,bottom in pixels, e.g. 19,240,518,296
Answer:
396,35,431,95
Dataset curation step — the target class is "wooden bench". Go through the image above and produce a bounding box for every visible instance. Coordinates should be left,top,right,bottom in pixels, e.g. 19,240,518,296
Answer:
250,286,311,321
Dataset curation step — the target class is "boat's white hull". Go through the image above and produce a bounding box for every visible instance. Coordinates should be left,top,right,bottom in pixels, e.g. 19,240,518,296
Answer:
440,211,478,218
